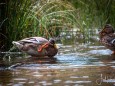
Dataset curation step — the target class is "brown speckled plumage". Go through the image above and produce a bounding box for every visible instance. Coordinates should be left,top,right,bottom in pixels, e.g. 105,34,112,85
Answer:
12,37,58,57
99,24,115,53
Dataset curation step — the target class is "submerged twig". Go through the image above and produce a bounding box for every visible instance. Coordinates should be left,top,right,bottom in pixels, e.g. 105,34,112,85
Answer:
2,46,22,60
7,63,23,70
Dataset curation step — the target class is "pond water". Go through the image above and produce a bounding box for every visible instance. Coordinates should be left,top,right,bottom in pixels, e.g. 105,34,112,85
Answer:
0,43,115,86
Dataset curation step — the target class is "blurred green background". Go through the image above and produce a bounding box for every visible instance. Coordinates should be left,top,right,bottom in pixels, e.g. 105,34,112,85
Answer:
0,0,115,51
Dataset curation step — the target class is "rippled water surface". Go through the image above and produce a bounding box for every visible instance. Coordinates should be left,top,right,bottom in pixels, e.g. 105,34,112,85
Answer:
0,44,115,86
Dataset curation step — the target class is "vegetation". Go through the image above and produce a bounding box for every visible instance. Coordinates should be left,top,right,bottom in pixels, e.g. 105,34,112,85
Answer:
67,0,115,43
0,0,115,51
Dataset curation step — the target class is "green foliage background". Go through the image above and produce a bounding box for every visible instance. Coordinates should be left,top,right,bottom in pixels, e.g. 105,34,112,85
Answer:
0,0,115,51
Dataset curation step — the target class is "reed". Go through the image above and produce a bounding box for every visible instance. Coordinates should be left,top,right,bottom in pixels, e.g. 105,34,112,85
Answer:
33,0,78,38
67,0,115,43
0,0,115,51
1,0,78,51
2,0,34,50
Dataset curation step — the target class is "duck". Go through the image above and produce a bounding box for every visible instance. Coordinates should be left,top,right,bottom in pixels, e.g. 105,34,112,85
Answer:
99,24,115,54
12,37,58,57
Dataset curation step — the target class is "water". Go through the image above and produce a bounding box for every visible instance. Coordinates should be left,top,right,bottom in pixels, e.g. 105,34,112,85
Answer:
0,44,115,86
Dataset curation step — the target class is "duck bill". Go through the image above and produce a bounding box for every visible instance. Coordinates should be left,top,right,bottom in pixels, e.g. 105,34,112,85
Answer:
54,44,58,49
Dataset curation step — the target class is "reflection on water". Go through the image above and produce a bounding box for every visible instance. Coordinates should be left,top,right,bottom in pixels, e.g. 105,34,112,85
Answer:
88,49,112,55
0,44,115,86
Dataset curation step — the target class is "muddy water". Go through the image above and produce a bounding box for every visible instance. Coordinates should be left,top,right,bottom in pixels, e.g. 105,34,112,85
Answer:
0,44,115,86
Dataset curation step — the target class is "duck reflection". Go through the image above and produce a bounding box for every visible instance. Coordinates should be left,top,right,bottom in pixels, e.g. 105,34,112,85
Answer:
28,56,57,64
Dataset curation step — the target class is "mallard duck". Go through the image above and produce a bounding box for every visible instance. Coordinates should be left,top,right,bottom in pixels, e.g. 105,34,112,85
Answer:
12,37,58,57
99,24,115,54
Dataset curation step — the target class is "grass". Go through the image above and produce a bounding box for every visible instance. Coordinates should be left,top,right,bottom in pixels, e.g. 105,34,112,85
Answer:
67,0,115,43
0,0,115,51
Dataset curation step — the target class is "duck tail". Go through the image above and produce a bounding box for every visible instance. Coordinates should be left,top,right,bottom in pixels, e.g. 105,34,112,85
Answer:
12,41,20,45
12,41,23,49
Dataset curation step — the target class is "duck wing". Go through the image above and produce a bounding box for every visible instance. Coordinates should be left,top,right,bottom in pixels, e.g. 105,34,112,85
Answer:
110,34,115,45
101,33,115,50
19,37,49,44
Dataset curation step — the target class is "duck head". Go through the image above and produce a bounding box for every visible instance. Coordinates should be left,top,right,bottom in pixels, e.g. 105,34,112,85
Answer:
99,24,114,39
49,38,57,48
49,38,55,44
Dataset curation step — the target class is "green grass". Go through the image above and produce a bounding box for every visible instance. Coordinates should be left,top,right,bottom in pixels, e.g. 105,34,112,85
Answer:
0,0,115,51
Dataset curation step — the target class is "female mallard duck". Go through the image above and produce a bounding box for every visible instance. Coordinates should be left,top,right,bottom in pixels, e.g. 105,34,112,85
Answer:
99,24,115,54
12,37,58,57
